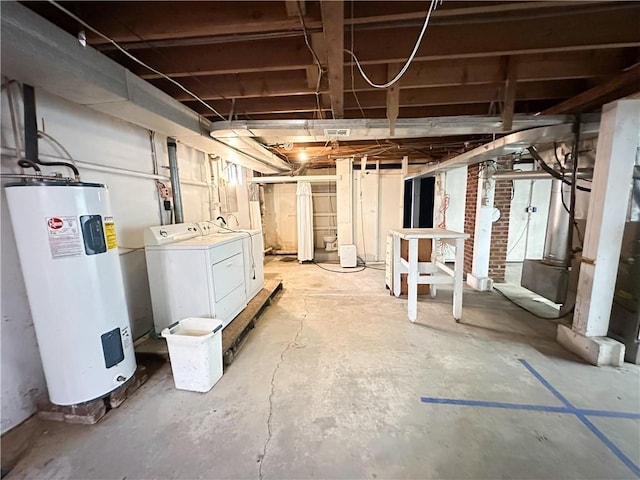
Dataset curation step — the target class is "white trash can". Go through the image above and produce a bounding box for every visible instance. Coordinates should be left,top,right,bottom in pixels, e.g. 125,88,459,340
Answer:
161,318,223,392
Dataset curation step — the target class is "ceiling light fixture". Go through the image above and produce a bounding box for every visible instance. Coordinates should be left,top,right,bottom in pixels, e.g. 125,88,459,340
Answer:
298,150,309,162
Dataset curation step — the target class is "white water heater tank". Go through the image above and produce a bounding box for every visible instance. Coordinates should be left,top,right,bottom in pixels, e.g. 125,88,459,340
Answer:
5,180,136,406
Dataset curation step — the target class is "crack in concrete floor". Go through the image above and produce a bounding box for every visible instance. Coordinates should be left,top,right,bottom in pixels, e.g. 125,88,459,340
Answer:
258,298,308,480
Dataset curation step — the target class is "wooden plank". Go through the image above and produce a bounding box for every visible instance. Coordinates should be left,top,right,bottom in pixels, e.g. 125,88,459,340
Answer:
194,80,581,117
502,56,517,131
321,0,344,119
163,50,627,101
386,63,401,135
131,6,640,78
543,63,640,114
285,0,305,17
83,2,610,47
222,278,283,365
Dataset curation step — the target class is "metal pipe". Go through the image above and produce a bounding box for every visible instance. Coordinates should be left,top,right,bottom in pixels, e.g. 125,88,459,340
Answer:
1,149,209,187
167,138,184,224
567,117,581,267
542,179,571,266
248,175,337,184
492,170,590,180
23,84,38,162
0,173,63,180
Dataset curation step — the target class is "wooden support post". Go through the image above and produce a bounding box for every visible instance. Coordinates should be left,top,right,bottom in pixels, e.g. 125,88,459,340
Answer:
386,63,402,136
502,56,517,132
321,0,344,119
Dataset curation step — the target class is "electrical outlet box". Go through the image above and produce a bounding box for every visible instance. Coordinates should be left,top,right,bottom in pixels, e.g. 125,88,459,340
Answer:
526,206,537,213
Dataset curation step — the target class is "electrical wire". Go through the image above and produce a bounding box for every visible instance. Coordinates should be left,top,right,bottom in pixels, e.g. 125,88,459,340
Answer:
344,0,441,89
312,260,366,273
296,1,325,119
119,246,145,256
48,0,227,121
38,130,78,167
527,146,591,193
349,0,367,119
493,286,573,320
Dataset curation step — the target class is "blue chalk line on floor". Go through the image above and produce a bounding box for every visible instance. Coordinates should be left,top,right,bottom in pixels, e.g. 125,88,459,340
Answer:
420,359,640,478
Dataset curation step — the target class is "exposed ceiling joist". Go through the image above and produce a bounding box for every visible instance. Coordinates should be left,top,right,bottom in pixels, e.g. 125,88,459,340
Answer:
189,79,584,117
320,0,344,119
83,1,619,49
285,0,305,18
543,63,640,114
124,6,640,79
386,63,402,136
153,50,631,102
501,57,517,131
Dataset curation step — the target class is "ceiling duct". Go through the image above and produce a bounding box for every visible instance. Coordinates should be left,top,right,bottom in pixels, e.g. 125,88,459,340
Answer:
407,120,600,180
0,2,290,174
210,116,578,145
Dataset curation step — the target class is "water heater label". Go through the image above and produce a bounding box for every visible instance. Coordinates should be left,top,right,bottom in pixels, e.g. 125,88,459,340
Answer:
46,216,83,259
104,217,118,250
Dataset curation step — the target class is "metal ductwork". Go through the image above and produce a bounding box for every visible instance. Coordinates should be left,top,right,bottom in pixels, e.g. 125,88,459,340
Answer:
210,116,582,145
542,179,572,267
0,2,290,175
408,121,600,180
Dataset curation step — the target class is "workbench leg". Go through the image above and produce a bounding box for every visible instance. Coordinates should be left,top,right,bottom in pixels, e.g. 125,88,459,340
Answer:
408,238,418,322
393,235,401,297
453,238,464,321
430,238,437,298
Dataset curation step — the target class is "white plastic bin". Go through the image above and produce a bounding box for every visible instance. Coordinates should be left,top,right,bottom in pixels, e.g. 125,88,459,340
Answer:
161,318,223,392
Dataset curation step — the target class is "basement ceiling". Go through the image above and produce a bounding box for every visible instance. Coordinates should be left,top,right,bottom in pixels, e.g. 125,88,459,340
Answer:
22,1,640,167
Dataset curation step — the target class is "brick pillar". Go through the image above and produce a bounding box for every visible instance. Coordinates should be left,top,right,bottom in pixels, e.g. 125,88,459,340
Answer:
464,165,479,277
489,180,512,282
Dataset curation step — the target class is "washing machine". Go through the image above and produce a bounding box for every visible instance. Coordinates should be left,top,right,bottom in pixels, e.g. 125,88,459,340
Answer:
199,222,265,302
144,223,247,333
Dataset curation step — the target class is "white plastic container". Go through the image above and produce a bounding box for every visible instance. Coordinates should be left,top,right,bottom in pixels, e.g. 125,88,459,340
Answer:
161,318,223,392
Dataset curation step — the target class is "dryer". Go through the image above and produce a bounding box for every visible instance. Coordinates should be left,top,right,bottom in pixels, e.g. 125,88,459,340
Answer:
199,222,265,302
144,223,247,333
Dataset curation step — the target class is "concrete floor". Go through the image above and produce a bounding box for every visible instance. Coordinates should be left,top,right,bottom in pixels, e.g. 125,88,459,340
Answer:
4,257,640,479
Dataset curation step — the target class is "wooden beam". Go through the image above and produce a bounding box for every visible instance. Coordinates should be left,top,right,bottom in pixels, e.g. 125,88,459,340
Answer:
128,6,640,78
192,80,579,117
285,0,305,17
348,1,616,27
386,63,402,136
502,57,517,131
79,1,613,48
347,7,640,65
543,63,640,114
242,99,559,120
321,0,344,119
161,50,628,102
344,80,584,110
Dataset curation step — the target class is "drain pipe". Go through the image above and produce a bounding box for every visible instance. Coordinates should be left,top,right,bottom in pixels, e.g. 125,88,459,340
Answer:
167,138,184,224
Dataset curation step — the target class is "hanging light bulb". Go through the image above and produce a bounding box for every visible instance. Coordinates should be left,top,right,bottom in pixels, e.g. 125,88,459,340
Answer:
298,149,308,162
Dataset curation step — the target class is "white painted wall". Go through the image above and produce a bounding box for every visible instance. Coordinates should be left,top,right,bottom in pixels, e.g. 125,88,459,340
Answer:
0,88,251,433
506,174,552,261
354,168,403,263
434,167,468,261
262,183,298,253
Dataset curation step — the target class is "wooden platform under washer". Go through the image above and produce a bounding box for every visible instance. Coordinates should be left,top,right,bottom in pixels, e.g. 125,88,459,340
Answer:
135,278,283,366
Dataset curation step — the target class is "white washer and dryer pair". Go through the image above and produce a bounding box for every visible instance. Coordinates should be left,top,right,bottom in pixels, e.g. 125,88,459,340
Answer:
144,222,264,334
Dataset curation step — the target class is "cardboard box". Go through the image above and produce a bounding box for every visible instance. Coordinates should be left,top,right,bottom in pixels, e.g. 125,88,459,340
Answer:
399,239,432,296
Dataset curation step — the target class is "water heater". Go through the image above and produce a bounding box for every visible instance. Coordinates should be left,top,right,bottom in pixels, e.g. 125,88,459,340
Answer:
5,180,136,406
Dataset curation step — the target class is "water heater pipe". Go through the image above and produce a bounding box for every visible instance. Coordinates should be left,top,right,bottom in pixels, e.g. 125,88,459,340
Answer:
167,138,184,224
